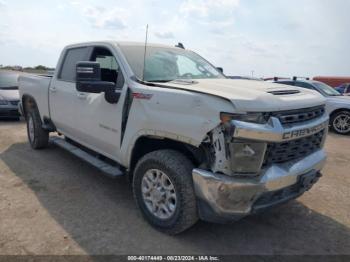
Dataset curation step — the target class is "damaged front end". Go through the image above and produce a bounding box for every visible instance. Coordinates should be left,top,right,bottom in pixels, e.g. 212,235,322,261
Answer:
193,109,328,223
209,112,269,177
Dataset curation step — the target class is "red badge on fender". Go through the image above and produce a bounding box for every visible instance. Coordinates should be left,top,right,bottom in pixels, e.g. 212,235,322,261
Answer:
132,93,153,100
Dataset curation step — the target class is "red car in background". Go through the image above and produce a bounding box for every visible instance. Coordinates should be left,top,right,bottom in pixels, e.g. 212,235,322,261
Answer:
313,76,350,88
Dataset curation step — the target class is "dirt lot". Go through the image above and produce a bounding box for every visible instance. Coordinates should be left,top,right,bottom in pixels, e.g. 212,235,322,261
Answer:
0,120,349,255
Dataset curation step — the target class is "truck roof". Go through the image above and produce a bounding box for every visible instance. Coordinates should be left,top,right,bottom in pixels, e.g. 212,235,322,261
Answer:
65,41,182,50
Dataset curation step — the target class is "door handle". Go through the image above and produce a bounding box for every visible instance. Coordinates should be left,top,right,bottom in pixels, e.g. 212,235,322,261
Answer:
49,86,57,93
77,93,87,99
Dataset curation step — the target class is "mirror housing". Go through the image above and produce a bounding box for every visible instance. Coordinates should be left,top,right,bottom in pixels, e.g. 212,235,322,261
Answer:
76,61,120,103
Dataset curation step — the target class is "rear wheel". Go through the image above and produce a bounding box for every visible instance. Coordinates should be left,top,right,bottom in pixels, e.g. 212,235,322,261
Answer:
133,150,198,235
330,111,350,135
26,108,49,149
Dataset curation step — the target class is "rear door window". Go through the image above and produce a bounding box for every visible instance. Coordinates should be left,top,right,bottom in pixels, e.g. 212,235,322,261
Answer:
59,47,89,81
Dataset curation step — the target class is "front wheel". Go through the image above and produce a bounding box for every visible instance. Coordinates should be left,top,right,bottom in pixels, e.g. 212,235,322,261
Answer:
133,150,198,235
26,109,49,149
330,111,350,135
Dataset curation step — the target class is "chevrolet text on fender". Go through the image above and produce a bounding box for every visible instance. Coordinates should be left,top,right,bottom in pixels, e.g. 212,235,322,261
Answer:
18,41,328,234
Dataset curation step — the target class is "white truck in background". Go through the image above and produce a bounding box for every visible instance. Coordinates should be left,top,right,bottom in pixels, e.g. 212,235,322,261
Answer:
19,41,328,234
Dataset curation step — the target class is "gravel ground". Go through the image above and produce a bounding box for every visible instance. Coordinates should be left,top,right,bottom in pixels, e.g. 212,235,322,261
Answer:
0,120,349,255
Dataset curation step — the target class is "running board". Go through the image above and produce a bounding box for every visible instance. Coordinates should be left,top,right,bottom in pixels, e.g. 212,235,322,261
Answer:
50,137,124,178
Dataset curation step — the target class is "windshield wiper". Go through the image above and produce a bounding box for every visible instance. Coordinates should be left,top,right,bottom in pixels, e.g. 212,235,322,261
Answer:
170,79,197,85
146,79,197,84
146,79,173,83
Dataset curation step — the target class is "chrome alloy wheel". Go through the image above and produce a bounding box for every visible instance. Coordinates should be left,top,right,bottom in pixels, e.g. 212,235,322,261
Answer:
333,114,350,133
141,169,177,220
28,115,35,143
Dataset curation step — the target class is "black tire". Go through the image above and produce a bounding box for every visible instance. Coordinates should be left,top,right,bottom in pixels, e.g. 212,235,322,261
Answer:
133,150,198,235
330,111,350,135
26,108,49,149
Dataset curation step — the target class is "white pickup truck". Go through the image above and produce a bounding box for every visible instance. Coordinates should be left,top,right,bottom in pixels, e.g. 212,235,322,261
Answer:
19,41,329,234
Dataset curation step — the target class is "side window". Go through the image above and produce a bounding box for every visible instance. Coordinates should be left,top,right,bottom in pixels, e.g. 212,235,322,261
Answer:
345,85,350,94
90,47,122,85
96,56,119,71
59,47,88,81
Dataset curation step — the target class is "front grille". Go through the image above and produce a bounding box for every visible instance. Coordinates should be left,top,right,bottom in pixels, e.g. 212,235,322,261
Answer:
0,109,20,117
271,105,325,125
263,130,325,167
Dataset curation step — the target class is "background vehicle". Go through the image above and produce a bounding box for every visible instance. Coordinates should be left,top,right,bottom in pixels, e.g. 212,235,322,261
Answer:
335,83,350,96
313,76,350,88
0,70,21,120
19,41,328,234
275,78,350,135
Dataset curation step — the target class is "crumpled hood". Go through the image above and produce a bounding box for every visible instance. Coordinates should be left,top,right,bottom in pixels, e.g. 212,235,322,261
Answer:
159,79,326,112
0,89,20,101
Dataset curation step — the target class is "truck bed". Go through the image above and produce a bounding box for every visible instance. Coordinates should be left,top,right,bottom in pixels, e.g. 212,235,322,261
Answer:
18,74,52,119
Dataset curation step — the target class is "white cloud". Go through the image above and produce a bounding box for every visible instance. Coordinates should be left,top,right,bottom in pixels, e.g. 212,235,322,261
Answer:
180,0,239,24
0,0,6,10
83,6,127,30
154,31,174,39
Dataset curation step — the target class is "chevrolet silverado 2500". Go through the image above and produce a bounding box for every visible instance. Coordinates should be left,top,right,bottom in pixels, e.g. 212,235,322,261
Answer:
19,41,328,234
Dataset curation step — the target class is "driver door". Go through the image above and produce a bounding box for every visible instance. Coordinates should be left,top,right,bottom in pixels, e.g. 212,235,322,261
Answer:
76,46,126,162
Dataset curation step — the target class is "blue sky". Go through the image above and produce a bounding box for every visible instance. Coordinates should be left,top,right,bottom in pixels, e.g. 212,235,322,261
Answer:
0,0,349,77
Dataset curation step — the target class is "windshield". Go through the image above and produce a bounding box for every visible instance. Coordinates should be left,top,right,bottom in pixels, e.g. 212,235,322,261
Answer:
313,81,341,96
119,45,224,82
0,71,19,89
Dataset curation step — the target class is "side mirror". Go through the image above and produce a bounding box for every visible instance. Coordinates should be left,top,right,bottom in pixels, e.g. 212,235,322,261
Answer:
76,61,120,103
216,67,224,74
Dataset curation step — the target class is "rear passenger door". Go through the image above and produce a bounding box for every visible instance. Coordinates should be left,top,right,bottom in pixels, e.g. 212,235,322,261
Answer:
50,46,90,139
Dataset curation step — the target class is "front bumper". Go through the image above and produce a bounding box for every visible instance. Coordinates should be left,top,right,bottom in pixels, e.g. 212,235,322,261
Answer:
0,105,21,118
193,149,326,223
193,114,329,223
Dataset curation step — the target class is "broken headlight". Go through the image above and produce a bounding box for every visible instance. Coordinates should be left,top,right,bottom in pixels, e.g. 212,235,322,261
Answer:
220,112,269,124
229,141,267,174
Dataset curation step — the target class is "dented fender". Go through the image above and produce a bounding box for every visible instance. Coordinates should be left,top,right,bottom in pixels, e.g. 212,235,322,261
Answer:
120,83,235,167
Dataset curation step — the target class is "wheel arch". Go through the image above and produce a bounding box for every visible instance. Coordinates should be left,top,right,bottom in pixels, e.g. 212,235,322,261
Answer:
329,108,350,134
330,108,350,119
21,94,39,119
128,135,208,181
